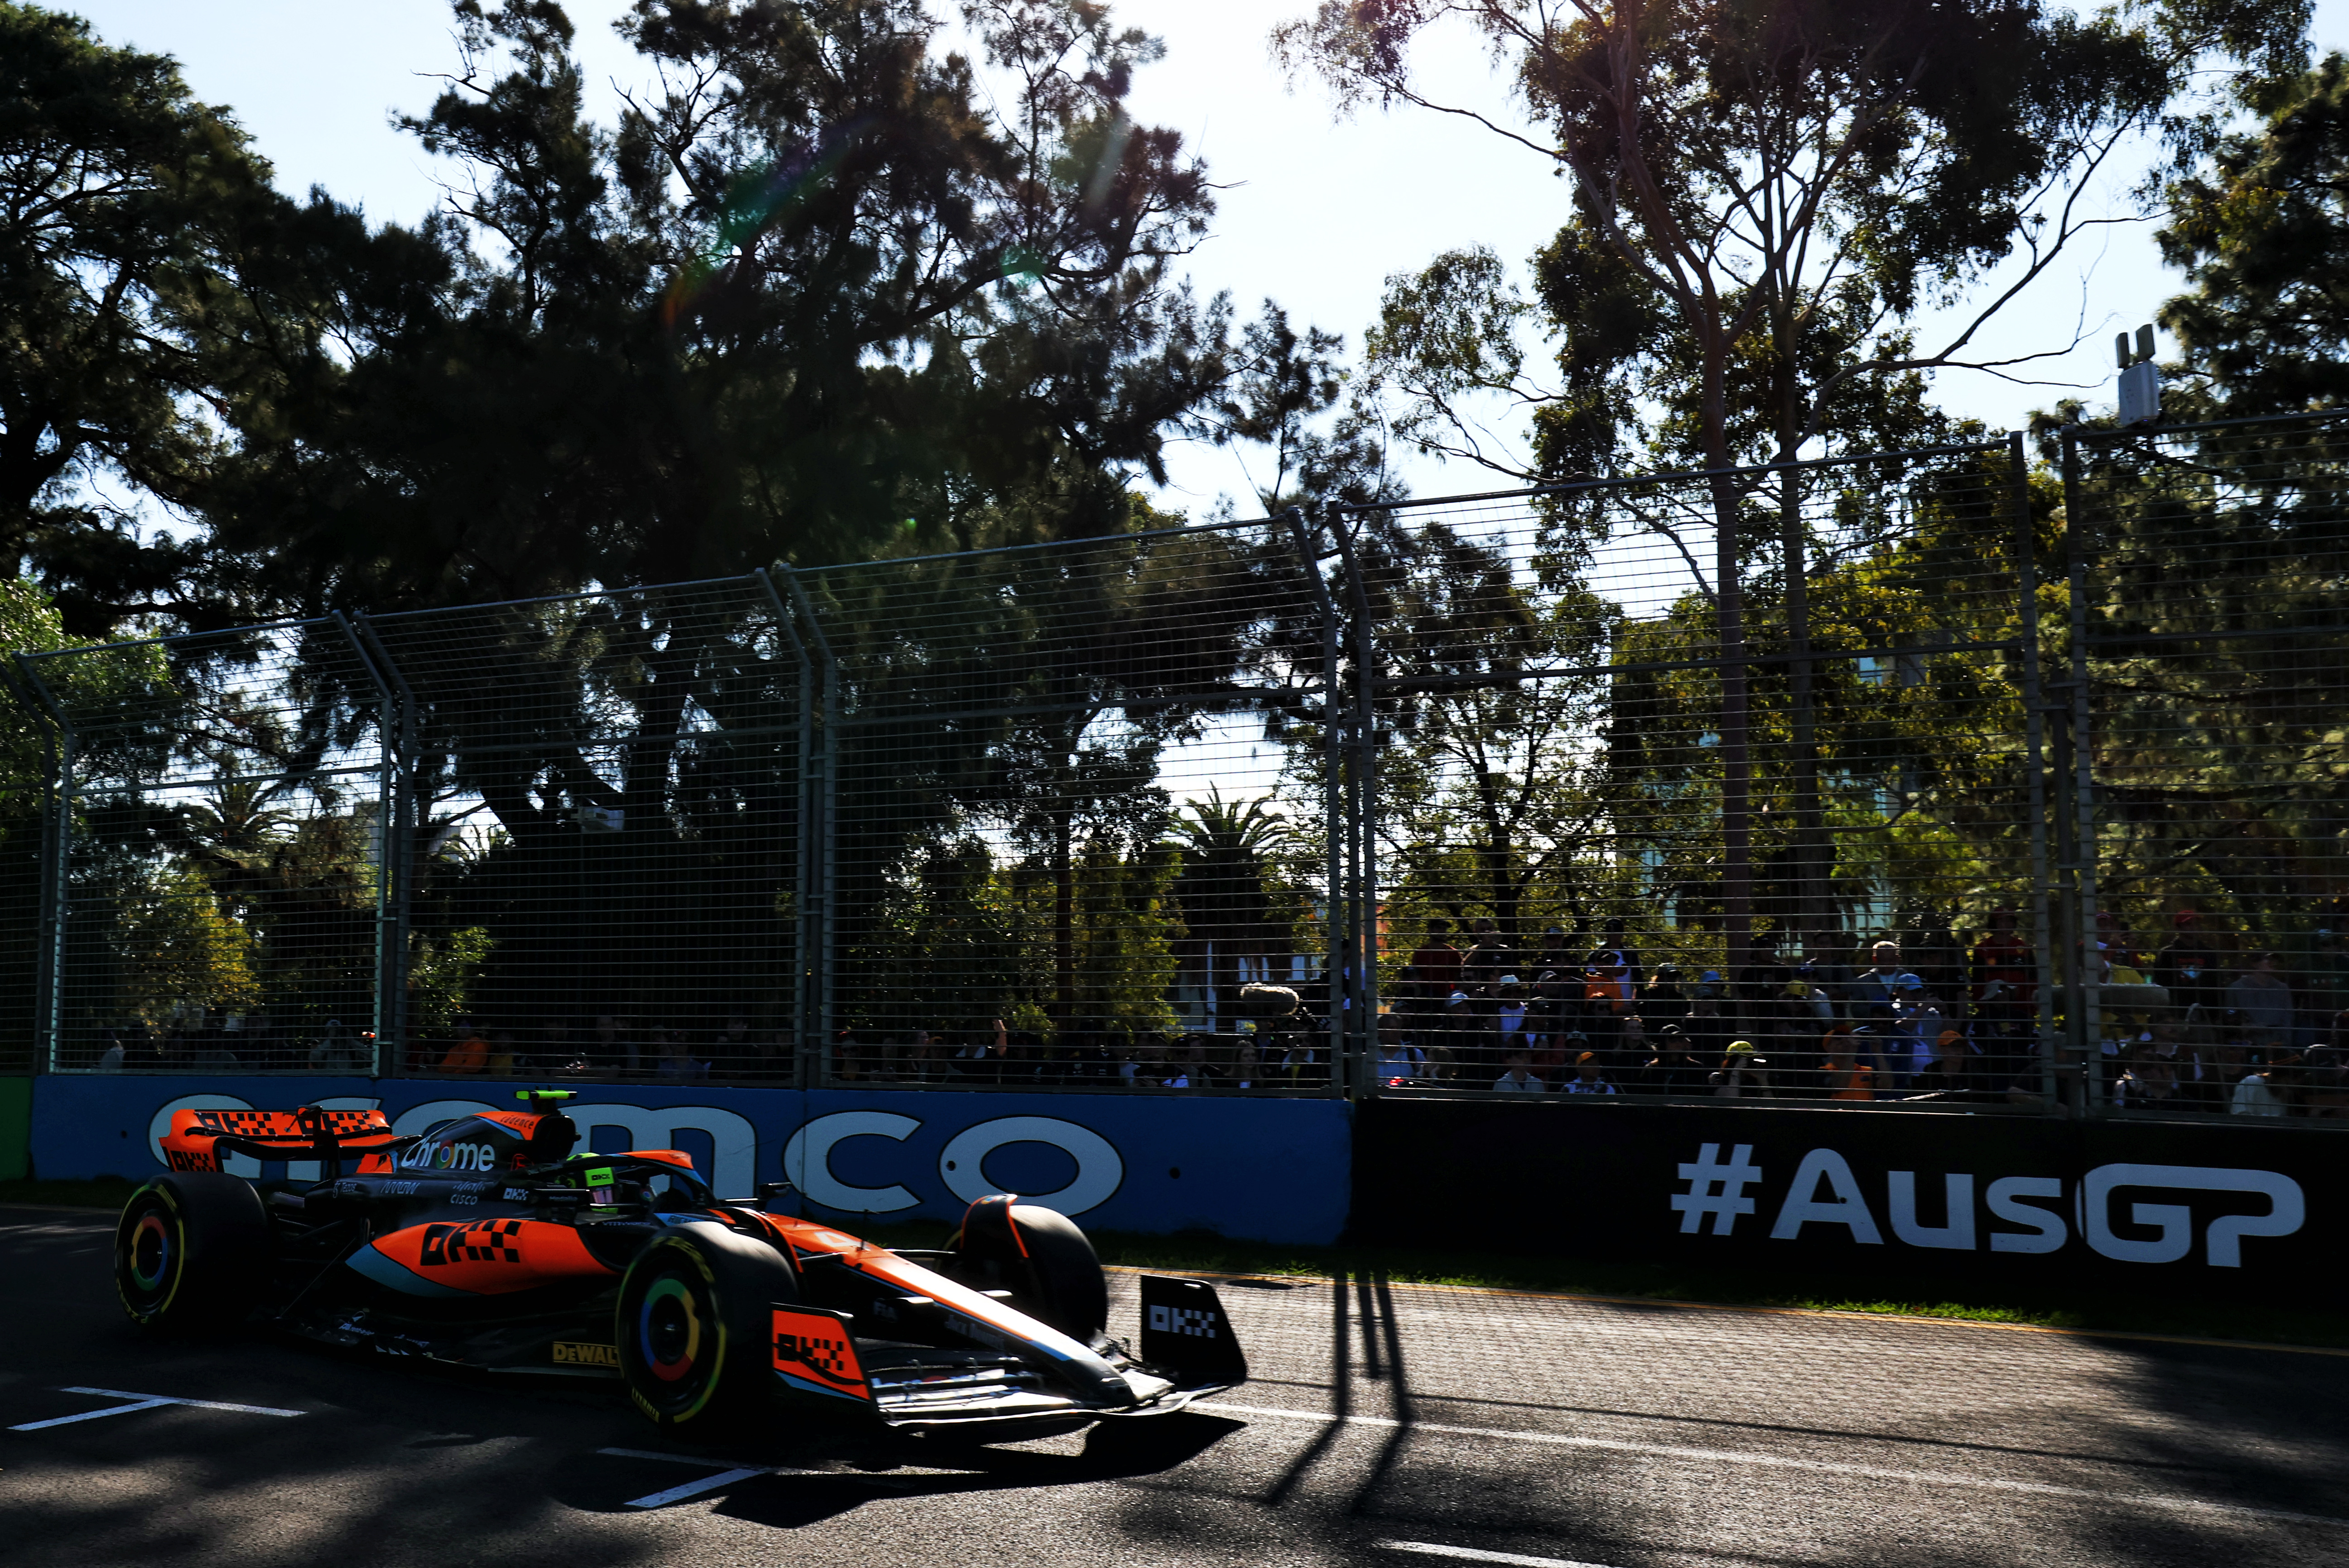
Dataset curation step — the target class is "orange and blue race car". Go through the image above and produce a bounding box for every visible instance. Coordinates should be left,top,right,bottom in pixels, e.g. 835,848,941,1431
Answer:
116,1091,1246,1438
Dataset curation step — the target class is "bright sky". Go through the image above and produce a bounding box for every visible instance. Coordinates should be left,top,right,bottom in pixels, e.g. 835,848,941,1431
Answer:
69,0,2349,521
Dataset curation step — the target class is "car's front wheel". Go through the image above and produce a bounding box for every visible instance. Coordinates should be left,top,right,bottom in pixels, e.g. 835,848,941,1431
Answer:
616,1221,796,1433
115,1174,270,1334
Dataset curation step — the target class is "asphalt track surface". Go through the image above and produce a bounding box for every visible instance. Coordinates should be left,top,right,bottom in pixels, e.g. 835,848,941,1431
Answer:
4,1206,2347,1568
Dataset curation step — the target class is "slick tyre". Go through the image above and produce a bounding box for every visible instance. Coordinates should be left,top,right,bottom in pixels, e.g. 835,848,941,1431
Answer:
115,1174,269,1334
952,1197,1108,1341
617,1222,795,1433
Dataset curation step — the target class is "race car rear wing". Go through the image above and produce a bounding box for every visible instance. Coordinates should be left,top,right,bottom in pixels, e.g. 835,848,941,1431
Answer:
161,1105,409,1174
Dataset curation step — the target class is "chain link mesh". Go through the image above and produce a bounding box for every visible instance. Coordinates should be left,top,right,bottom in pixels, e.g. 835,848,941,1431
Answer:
10,415,2341,1121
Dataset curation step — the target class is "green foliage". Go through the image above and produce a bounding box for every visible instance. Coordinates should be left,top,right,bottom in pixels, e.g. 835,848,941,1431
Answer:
2059,419,2349,941
1360,513,1635,939
853,830,1182,1040
2161,53,2349,416
0,2,412,634
114,863,261,1026
196,0,1231,612
409,925,497,1032
1170,789,1300,1012
1295,0,2299,478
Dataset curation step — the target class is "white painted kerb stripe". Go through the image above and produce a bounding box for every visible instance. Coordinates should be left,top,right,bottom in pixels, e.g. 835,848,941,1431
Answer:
1383,1541,1618,1568
596,1446,823,1508
60,1386,304,1416
9,1387,304,1431
1201,1404,2349,1531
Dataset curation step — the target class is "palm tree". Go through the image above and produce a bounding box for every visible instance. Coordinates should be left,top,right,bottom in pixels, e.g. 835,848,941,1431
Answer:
1169,789,1291,1020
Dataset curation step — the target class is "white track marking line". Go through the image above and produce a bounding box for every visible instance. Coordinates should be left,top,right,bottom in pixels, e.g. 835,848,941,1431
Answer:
59,1387,304,1417
10,1387,304,1431
1381,1543,1619,1568
1201,1404,2349,1530
595,1446,825,1509
9,1399,174,1431
622,1467,771,1508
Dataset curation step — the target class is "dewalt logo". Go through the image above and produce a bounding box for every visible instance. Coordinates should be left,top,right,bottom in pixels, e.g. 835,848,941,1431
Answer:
553,1341,620,1368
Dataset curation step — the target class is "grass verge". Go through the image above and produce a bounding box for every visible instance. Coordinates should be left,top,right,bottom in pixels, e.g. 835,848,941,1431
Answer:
861,1218,2349,1352
12,1181,2341,1352
0,1177,139,1210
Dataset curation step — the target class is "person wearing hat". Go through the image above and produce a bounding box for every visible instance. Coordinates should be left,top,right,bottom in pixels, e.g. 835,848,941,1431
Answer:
1891,975,1944,1090
1821,1030,1875,1101
1440,987,1481,1081
1642,1022,1707,1095
1495,975,1533,1062
1564,1049,1618,1095
1904,1028,1977,1100
1710,1040,1772,1098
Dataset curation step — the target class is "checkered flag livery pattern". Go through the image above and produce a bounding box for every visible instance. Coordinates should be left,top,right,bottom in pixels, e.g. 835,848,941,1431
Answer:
771,1307,868,1398
420,1220,524,1266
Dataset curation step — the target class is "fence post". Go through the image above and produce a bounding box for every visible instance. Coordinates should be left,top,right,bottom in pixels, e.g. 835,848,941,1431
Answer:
8,655,68,1072
2056,426,2103,1115
2010,433,2061,1112
1281,508,1352,1095
352,616,416,1077
1325,510,1381,1086
756,567,820,1088
773,565,837,1087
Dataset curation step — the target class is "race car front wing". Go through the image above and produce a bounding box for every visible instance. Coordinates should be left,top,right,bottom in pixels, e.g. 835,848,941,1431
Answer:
772,1275,1247,1433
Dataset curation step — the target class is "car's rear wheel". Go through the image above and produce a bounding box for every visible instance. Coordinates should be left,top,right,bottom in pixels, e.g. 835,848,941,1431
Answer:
616,1221,796,1433
951,1196,1109,1341
115,1174,270,1334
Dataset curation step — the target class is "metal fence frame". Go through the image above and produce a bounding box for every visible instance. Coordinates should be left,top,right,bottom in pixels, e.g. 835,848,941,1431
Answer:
12,414,2347,1122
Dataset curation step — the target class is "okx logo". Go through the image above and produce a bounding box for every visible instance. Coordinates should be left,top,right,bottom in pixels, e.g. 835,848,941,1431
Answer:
772,1306,868,1401
1148,1303,1220,1339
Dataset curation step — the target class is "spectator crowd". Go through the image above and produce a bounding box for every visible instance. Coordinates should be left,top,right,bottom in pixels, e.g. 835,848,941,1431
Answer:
77,906,2349,1117
1373,909,2349,1116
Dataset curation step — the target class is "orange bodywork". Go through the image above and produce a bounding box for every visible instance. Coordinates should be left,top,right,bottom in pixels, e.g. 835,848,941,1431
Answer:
752,1213,1103,1372
359,1218,618,1295
159,1107,401,1173
771,1305,870,1402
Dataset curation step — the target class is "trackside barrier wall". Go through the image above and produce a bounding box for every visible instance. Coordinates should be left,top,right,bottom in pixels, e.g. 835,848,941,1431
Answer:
26,1077,1351,1245
1353,1098,2342,1298
0,1077,27,1181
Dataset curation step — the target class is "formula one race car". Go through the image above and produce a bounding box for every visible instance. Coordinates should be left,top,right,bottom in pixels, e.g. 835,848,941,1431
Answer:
116,1092,1246,1438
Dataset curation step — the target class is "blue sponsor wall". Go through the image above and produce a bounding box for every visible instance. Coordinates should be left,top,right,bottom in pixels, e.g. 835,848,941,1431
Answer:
27,1077,1353,1245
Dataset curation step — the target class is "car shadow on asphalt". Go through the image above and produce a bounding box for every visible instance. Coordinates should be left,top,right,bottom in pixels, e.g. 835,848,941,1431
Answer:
550,1414,1249,1526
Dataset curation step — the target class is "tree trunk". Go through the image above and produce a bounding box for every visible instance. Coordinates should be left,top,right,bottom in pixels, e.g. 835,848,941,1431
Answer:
1779,434,1826,948
1703,349,1755,1037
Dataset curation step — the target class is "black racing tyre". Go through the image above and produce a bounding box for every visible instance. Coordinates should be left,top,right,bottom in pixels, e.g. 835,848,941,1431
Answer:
951,1196,1108,1341
114,1174,270,1334
616,1221,796,1433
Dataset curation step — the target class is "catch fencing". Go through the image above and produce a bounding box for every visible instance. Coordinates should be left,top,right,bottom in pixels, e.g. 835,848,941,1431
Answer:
8,413,2347,1125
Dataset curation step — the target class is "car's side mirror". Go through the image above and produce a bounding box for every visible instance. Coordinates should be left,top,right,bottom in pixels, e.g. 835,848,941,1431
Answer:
756,1180,794,1201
